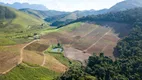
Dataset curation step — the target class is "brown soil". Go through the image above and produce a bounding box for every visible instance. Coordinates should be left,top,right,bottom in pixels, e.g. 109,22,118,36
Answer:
0,44,23,73
41,22,130,63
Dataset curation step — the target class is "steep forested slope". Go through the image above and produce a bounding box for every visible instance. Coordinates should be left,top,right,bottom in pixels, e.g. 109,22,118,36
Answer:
78,8,142,23
61,8,142,28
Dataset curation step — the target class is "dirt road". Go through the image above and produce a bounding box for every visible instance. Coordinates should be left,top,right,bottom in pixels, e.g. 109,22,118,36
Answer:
1,40,37,74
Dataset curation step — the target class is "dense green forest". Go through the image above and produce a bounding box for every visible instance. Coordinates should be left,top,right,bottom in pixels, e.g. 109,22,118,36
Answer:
57,8,142,80
76,8,142,23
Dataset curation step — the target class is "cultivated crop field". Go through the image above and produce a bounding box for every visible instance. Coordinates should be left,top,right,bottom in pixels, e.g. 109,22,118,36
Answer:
42,22,131,62
23,40,68,73
0,22,131,76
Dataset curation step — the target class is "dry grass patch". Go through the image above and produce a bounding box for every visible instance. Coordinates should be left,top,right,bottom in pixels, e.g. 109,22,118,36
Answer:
23,50,44,65
44,54,67,73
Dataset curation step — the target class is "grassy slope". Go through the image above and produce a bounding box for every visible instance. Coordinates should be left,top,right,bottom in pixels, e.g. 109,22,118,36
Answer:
58,22,82,32
0,5,49,46
20,9,45,19
59,12,78,21
46,52,81,67
0,20,82,79
0,63,60,80
40,22,82,35
12,8,44,28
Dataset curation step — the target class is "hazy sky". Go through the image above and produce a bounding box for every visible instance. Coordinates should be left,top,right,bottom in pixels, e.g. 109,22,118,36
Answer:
0,0,124,11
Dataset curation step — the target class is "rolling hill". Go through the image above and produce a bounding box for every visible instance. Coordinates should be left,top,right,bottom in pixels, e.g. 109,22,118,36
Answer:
19,8,68,19
0,5,47,45
0,5,44,28
45,9,108,26
45,0,142,27
109,0,142,12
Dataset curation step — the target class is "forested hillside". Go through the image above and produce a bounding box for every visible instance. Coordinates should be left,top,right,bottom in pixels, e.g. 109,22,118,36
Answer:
58,25,142,80
76,8,142,25
45,9,108,27
59,8,142,28
57,8,142,80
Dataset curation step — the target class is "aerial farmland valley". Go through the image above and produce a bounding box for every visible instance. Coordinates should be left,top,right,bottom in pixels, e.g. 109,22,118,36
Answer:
0,0,142,80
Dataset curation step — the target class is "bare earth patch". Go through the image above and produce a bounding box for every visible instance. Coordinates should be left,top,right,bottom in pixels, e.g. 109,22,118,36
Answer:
63,46,91,65
0,44,24,73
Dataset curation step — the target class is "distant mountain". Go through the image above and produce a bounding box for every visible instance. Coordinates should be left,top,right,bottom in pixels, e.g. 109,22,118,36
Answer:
57,9,108,21
58,0,142,21
19,8,68,19
46,0,142,27
45,9,108,26
64,7,142,28
0,2,48,10
109,0,142,12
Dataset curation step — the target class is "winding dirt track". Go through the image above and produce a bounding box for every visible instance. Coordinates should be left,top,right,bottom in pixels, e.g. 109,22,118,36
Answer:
41,52,46,66
19,40,37,64
1,40,37,74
